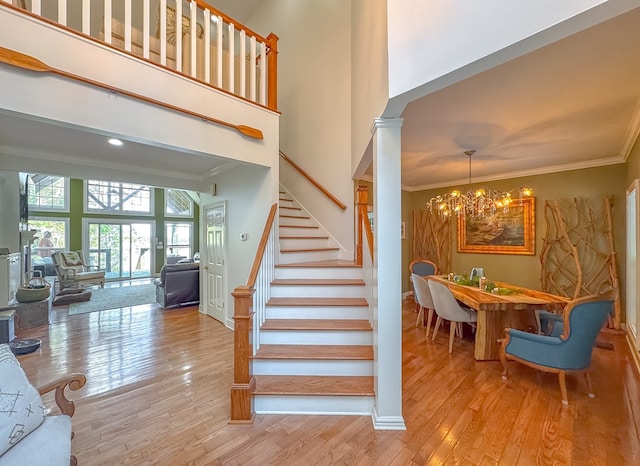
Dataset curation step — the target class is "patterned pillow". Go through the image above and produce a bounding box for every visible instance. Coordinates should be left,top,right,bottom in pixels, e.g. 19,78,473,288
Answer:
0,344,46,456
61,252,83,268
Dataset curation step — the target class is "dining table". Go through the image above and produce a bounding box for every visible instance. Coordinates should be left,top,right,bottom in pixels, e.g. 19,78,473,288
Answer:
426,275,569,360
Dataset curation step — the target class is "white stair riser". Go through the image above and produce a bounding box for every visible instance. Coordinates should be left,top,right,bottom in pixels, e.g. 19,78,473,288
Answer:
279,227,325,237
255,395,374,415
253,359,373,376
279,216,313,227
265,306,370,320
260,330,372,345
278,250,340,264
279,238,331,250
274,267,362,280
270,285,364,298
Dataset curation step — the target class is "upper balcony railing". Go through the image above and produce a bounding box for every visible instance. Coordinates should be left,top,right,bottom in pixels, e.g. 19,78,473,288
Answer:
2,0,278,111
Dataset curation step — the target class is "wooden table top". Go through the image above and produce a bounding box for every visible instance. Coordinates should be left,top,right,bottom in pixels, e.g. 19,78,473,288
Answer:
426,275,569,312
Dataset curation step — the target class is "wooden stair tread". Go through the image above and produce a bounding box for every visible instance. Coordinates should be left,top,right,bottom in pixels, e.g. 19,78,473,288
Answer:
279,214,310,219
261,319,372,331
267,297,368,306
271,278,364,286
279,225,320,229
280,247,340,253
254,375,374,396
254,344,373,360
279,206,302,210
275,260,360,267
279,235,329,240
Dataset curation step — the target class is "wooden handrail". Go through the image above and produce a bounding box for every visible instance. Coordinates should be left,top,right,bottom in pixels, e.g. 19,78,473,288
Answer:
246,203,278,287
356,185,373,265
279,151,347,211
230,203,277,423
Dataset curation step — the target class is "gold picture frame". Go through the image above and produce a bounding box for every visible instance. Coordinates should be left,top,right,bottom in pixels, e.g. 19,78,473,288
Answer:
457,197,535,255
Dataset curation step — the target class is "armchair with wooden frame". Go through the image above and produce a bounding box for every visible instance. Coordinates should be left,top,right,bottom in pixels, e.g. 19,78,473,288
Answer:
500,292,615,406
51,251,105,291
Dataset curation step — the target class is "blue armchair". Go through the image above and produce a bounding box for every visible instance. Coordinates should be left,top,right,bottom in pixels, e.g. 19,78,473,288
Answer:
500,292,615,405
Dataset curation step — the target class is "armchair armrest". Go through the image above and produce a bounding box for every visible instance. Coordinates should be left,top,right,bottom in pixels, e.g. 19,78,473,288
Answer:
505,328,563,346
38,373,86,417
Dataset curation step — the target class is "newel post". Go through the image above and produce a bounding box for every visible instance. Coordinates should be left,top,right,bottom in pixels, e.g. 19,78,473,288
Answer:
266,32,279,111
229,285,255,423
355,185,368,266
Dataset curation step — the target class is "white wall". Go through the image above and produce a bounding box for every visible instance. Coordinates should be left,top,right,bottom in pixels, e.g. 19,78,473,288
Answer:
203,163,276,328
245,0,355,254
384,0,638,116
351,0,390,178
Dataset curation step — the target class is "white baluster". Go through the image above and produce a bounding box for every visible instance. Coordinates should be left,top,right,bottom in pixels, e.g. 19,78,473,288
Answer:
143,0,150,60
203,9,211,84
216,15,223,87
190,1,197,77
58,0,67,26
103,0,112,44
82,0,90,35
160,0,167,66
175,0,182,72
239,30,246,98
31,0,40,15
259,41,267,106
228,22,235,93
249,36,256,102
124,0,132,52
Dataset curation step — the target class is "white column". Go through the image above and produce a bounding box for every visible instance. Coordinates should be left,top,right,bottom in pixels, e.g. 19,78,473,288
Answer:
372,117,406,430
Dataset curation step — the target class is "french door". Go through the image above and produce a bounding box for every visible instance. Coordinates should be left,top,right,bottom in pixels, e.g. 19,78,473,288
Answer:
84,219,154,280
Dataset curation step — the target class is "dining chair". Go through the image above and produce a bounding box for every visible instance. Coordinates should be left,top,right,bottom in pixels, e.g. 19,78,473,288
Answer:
409,259,437,314
410,274,436,335
427,280,477,353
500,292,615,405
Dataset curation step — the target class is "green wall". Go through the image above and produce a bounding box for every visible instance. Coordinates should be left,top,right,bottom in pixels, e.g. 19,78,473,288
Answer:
405,164,627,296
31,178,199,275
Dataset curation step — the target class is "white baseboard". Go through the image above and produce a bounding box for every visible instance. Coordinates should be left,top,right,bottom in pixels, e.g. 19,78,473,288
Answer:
371,406,406,430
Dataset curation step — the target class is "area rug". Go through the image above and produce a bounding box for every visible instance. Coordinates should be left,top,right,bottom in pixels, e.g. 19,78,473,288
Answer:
68,284,156,315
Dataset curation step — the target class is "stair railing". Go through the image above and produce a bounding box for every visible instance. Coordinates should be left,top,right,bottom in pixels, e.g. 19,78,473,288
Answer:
2,0,278,111
279,151,347,211
230,202,277,423
356,186,375,324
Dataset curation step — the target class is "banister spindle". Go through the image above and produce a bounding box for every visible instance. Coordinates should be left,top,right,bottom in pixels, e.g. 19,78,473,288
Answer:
124,0,132,52
239,30,246,98
259,41,267,106
160,0,167,66
249,35,256,102
228,22,235,93
82,0,90,35
31,0,40,15
143,0,150,59
175,0,182,72
215,15,223,87
190,0,197,77
103,0,112,44
203,8,211,84
58,0,67,26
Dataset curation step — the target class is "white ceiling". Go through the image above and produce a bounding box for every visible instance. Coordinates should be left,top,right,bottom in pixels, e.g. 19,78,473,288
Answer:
394,7,640,191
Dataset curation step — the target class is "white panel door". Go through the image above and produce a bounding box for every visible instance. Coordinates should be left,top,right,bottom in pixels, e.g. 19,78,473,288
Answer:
205,203,225,323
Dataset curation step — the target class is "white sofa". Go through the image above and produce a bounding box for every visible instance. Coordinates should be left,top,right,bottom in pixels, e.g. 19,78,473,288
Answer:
0,344,86,466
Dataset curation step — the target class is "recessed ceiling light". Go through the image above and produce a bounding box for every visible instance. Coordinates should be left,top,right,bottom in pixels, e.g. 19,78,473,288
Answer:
108,138,123,146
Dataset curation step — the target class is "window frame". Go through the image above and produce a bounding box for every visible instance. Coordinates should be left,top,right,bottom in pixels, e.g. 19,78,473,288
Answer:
165,189,194,218
84,180,154,216
165,221,193,261
27,175,70,213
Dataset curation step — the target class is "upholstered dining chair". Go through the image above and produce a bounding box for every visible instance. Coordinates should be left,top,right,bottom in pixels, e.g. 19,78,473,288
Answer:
427,280,477,353
52,251,105,291
501,292,615,406
411,274,436,334
409,259,437,314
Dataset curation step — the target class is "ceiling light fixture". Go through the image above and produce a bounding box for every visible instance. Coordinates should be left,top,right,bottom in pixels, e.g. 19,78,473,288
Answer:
108,138,123,146
427,150,532,218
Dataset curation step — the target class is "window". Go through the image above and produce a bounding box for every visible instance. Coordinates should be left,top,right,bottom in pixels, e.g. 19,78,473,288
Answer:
27,175,68,211
28,218,68,260
165,222,192,261
86,180,153,214
165,189,194,217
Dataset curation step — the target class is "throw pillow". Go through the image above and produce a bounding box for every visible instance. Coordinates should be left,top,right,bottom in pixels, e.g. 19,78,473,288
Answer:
61,252,83,268
0,344,46,456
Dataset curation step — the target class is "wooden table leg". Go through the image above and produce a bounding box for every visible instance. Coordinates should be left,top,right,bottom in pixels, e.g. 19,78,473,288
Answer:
474,309,537,360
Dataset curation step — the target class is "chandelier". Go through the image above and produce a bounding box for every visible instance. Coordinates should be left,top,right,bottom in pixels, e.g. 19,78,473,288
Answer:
428,150,532,218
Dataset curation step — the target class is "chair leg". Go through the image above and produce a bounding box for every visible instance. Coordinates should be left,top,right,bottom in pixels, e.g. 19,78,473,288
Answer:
457,322,464,339
558,371,569,406
415,306,424,328
432,316,442,341
448,321,456,353
500,349,509,380
425,308,434,338
584,371,595,399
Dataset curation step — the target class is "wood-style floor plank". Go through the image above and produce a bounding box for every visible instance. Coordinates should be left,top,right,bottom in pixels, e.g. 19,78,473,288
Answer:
12,294,640,465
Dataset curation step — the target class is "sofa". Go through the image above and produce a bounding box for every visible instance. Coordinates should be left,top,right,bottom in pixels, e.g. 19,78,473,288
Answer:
154,262,200,308
0,344,86,466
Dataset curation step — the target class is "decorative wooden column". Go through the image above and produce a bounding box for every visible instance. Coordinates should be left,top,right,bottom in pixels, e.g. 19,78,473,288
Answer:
266,32,279,111
355,185,368,266
229,285,255,423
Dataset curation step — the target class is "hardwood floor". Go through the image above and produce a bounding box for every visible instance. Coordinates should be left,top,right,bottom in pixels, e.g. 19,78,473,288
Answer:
13,296,640,465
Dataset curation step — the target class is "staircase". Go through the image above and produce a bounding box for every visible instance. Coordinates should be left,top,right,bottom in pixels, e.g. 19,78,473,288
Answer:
252,188,375,415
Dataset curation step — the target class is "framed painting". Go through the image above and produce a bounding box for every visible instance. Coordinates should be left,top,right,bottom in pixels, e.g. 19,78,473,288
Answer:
457,197,535,255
